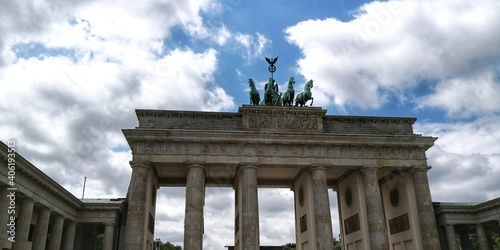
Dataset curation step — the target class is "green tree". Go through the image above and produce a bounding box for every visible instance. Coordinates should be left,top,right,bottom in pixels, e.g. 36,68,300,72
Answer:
493,234,500,250
95,235,104,250
333,237,341,250
282,243,296,250
161,241,182,250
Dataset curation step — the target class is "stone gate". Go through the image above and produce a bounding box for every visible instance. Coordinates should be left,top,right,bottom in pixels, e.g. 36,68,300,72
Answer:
122,105,441,250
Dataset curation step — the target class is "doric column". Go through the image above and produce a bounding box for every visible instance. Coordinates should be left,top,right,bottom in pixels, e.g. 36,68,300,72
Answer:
62,221,77,250
11,199,35,250
239,164,260,249
47,214,65,250
89,232,98,250
32,208,51,250
445,224,458,250
103,222,116,250
124,162,151,250
184,164,205,250
476,223,489,250
459,230,473,250
412,166,441,250
311,166,334,249
0,189,11,247
361,166,389,250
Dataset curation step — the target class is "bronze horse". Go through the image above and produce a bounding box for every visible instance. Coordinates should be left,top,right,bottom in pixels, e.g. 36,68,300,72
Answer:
282,77,295,106
248,78,260,105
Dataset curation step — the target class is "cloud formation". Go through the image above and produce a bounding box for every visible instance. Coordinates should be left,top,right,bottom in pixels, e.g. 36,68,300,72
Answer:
1,0,499,248
285,0,500,111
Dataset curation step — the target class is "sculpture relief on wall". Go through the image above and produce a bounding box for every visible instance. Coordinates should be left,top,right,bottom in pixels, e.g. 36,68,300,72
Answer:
135,141,426,160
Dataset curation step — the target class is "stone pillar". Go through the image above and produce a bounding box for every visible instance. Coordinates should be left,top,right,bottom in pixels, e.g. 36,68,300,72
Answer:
0,189,11,247
445,224,458,250
361,166,389,250
184,164,205,250
124,162,150,250
311,166,334,249
62,221,77,250
459,230,473,250
89,232,98,250
32,208,51,250
47,214,65,250
12,199,35,250
476,223,489,250
103,222,116,250
239,165,260,249
413,166,441,250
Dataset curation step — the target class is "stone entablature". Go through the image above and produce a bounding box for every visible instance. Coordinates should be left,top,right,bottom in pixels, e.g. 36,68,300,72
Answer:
132,140,428,161
135,105,416,135
125,107,434,173
434,198,500,225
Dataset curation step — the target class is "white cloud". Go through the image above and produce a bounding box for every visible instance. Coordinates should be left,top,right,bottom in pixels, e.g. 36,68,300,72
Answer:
235,32,271,61
415,115,500,201
0,1,239,247
285,0,500,113
419,71,500,117
3,0,498,248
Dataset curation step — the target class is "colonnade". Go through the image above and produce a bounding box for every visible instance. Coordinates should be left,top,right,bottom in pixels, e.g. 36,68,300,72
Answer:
124,162,442,250
0,188,118,250
443,222,500,250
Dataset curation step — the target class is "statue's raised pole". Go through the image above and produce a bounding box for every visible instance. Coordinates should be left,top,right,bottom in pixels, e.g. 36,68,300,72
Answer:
265,56,278,79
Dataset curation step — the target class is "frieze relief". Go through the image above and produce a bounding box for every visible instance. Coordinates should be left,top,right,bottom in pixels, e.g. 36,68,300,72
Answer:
247,115,318,130
135,141,426,160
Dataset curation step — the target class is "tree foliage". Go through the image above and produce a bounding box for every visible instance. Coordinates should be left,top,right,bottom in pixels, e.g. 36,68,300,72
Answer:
161,241,182,250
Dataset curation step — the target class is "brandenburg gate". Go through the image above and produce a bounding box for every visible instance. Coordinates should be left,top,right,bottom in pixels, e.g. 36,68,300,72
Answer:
122,105,441,250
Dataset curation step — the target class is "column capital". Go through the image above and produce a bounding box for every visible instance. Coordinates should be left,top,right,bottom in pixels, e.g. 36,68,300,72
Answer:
39,207,52,212
238,163,259,170
104,222,116,226
129,161,151,169
20,198,35,204
310,165,328,172
412,165,432,172
186,163,206,169
360,165,381,173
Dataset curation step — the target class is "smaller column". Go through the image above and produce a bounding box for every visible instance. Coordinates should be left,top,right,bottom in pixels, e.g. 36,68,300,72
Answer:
103,222,116,250
361,166,389,250
47,215,65,250
12,199,35,250
311,166,334,249
32,208,52,250
89,232,98,250
62,221,77,250
184,164,205,250
459,230,473,250
445,224,458,250
0,189,11,247
476,223,489,250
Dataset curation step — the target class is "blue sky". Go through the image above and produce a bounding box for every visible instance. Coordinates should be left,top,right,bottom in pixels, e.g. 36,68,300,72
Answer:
1,0,500,248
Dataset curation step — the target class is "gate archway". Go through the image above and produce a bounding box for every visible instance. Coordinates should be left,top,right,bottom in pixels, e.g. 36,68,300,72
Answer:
122,105,441,250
